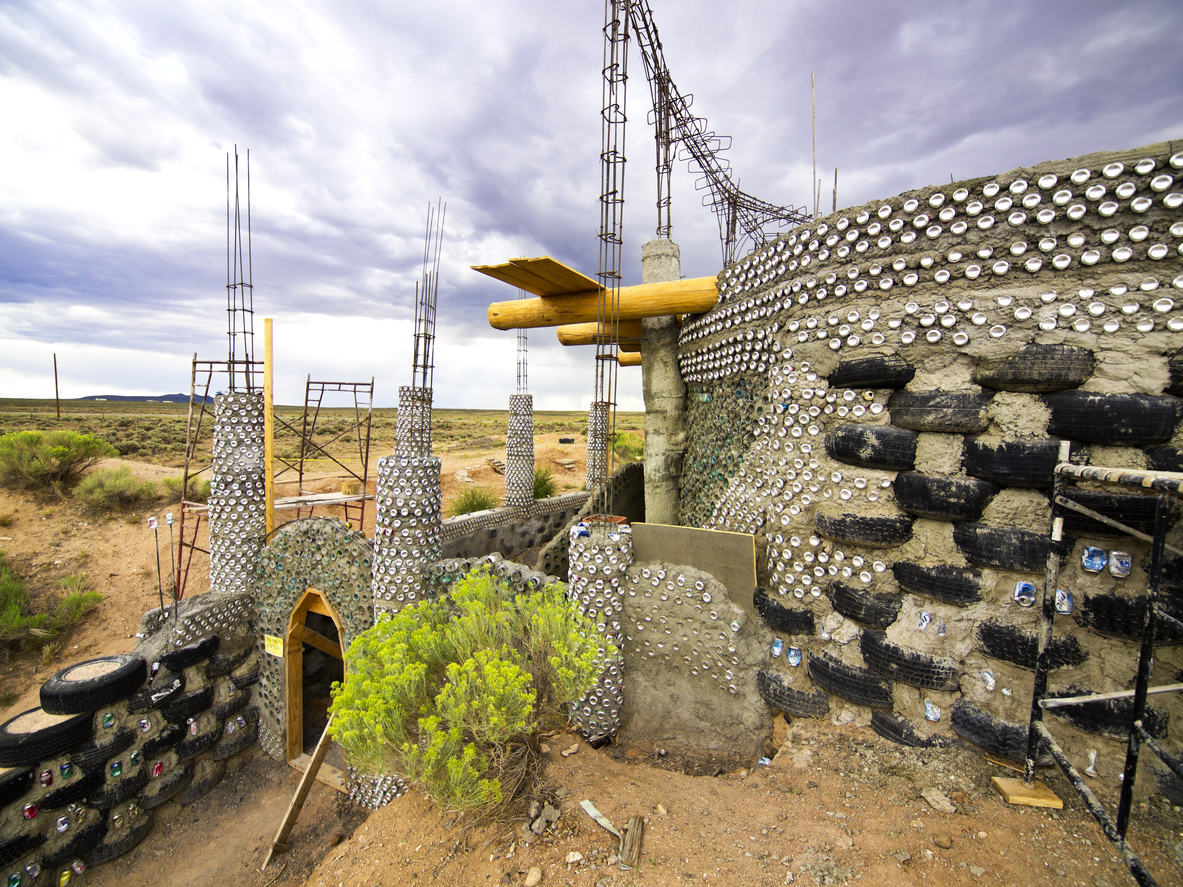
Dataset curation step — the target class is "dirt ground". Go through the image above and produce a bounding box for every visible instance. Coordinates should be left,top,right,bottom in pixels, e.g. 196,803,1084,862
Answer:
2,454,1182,887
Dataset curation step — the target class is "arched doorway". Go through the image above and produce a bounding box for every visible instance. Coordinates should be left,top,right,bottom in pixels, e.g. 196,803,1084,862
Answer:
285,588,346,786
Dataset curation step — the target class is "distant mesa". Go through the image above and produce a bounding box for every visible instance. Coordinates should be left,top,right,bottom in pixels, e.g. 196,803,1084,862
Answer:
79,393,210,404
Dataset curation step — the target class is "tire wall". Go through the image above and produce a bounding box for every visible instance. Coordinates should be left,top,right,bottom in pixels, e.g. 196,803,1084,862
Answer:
679,141,1183,794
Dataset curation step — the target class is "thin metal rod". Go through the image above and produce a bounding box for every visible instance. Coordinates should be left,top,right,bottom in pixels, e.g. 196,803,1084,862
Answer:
1040,683,1183,709
1135,722,1183,781
1054,495,1183,558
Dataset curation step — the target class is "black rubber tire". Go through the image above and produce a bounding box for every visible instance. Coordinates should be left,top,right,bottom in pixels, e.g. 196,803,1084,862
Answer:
755,670,830,719
976,620,1089,670
806,651,894,708
0,765,33,808
1073,594,1183,645
41,810,108,867
1046,684,1170,740
1148,554,1183,597
176,757,226,805
870,711,955,749
859,631,960,691
963,438,1079,489
952,523,1050,572
754,587,815,635
972,344,1095,393
204,641,254,679
210,720,258,762
1157,768,1183,805
229,659,261,690
1144,445,1183,473
159,635,220,672
71,726,136,771
38,766,104,810
0,707,94,768
39,654,147,716
127,671,185,714
1060,489,1175,538
815,511,914,549
1167,350,1183,398
87,762,148,810
824,423,918,471
83,807,154,866
0,833,45,868
141,723,186,757
162,686,215,724
893,472,1000,522
209,686,251,721
140,760,193,809
950,701,1051,766
175,717,222,764
1044,391,1183,446
828,355,915,390
887,391,993,433
891,562,983,606
826,583,902,629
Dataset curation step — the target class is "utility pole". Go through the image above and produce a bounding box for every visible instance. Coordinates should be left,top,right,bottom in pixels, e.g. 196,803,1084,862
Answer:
811,73,817,219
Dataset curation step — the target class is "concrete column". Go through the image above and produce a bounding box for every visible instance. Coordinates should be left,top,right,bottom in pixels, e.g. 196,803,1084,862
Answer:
208,392,266,596
504,393,534,507
640,239,687,526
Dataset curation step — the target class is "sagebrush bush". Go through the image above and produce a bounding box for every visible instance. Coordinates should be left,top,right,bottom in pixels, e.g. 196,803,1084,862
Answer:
0,554,102,649
329,567,616,818
611,430,644,462
161,475,210,502
533,467,557,500
0,431,116,492
73,466,157,512
448,485,498,517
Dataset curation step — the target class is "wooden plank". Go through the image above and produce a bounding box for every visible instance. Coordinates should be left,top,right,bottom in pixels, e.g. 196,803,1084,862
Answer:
488,277,718,330
264,318,275,536
991,776,1064,809
263,716,338,870
631,523,758,615
291,623,343,659
556,319,644,346
471,256,599,297
289,752,347,793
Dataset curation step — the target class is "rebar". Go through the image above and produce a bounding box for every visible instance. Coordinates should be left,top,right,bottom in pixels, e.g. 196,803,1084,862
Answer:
225,146,256,392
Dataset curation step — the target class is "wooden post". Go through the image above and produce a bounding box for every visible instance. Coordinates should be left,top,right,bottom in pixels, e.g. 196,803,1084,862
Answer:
53,353,60,419
811,72,817,220
264,318,275,536
262,714,336,871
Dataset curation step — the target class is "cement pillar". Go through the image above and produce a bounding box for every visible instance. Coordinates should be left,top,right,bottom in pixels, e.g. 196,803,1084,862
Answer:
208,392,266,596
585,400,611,488
504,394,534,507
640,239,687,526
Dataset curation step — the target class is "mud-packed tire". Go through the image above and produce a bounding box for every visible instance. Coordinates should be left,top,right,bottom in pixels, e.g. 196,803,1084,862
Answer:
175,714,221,764
1045,392,1183,446
41,809,107,867
0,708,94,768
141,723,186,757
976,621,1089,670
893,472,1000,522
953,523,1050,572
176,757,226,805
828,355,915,390
204,641,254,679
40,655,147,716
127,671,185,714
754,587,815,635
209,686,251,721
963,438,1079,489
38,766,104,810
755,670,830,719
826,583,902,629
0,766,33,808
1167,350,1183,398
815,511,914,548
870,711,955,748
1060,489,1175,538
825,424,918,471
1073,594,1183,645
972,344,1095,393
229,658,261,690
159,635,220,672
83,807,154,866
0,832,45,868
887,391,993,433
162,686,215,724
1145,445,1183,473
71,726,136,771
806,651,894,708
950,701,1051,765
859,631,960,691
891,562,983,607
1046,684,1170,739
139,757,192,809
210,719,258,762
87,762,148,810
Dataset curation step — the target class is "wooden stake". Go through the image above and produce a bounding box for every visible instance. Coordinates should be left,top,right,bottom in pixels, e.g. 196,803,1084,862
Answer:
264,318,275,536
262,714,336,871
619,815,645,867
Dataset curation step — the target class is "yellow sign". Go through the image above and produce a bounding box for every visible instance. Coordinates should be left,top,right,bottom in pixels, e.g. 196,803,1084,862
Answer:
264,634,284,657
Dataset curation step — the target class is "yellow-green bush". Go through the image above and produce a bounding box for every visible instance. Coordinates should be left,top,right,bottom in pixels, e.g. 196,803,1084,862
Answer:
0,430,116,491
73,466,157,512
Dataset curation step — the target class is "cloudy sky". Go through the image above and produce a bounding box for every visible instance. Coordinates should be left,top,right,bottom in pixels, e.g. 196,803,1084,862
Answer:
2,0,1181,411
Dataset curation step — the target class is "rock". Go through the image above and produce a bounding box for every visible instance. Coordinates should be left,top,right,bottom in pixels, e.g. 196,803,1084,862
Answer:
969,865,986,877
524,865,544,887
540,803,560,823
921,788,956,813
836,835,853,849
933,833,954,850
561,744,579,757
328,832,343,847
565,851,584,865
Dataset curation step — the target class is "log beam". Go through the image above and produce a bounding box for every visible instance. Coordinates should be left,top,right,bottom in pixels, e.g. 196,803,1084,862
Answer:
618,352,642,367
556,319,644,346
488,277,717,330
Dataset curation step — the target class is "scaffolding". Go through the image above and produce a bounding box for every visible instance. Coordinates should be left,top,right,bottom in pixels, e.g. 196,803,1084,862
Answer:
1020,443,1183,887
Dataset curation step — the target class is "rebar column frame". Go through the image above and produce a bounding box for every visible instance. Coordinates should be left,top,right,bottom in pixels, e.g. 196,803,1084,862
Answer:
226,146,256,393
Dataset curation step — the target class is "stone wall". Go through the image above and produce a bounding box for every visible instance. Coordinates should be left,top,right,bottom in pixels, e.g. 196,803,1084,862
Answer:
677,141,1183,794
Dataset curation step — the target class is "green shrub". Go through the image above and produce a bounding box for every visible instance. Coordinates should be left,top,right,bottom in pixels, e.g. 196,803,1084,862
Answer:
329,567,616,818
0,556,101,648
448,485,498,517
533,467,557,500
161,475,210,503
611,431,644,463
0,431,117,492
73,467,157,512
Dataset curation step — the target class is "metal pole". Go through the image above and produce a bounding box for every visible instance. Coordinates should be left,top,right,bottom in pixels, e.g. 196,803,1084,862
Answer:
53,353,60,419
811,72,817,219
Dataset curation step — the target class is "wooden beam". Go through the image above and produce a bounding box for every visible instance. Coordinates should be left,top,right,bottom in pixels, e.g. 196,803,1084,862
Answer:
291,623,343,659
488,277,717,330
556,319,644,346
264,318,275,536
618,352,642,367
263,715,338,871
471,256,600,297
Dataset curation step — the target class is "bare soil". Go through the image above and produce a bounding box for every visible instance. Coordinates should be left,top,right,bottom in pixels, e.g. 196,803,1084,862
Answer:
2,456,1181,887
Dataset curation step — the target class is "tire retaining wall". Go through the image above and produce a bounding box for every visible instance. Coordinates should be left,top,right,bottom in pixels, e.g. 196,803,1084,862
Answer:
679,141,1183,796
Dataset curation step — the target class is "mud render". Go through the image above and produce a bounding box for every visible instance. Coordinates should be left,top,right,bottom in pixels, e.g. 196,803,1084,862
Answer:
2,140,1182,884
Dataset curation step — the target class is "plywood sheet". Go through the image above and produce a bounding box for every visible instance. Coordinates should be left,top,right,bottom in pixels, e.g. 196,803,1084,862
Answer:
990,776,1064,809
471,256,599,297
631,522,758,616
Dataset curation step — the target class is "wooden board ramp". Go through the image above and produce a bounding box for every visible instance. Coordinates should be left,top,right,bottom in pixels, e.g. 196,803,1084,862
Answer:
262,715,337,871
991,776,1064,809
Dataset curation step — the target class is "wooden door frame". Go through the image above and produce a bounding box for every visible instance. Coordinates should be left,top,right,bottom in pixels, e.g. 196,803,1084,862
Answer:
284,587,345,763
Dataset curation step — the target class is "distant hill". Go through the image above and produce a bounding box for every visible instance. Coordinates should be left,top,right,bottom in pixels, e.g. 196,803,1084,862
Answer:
79,394,211,404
